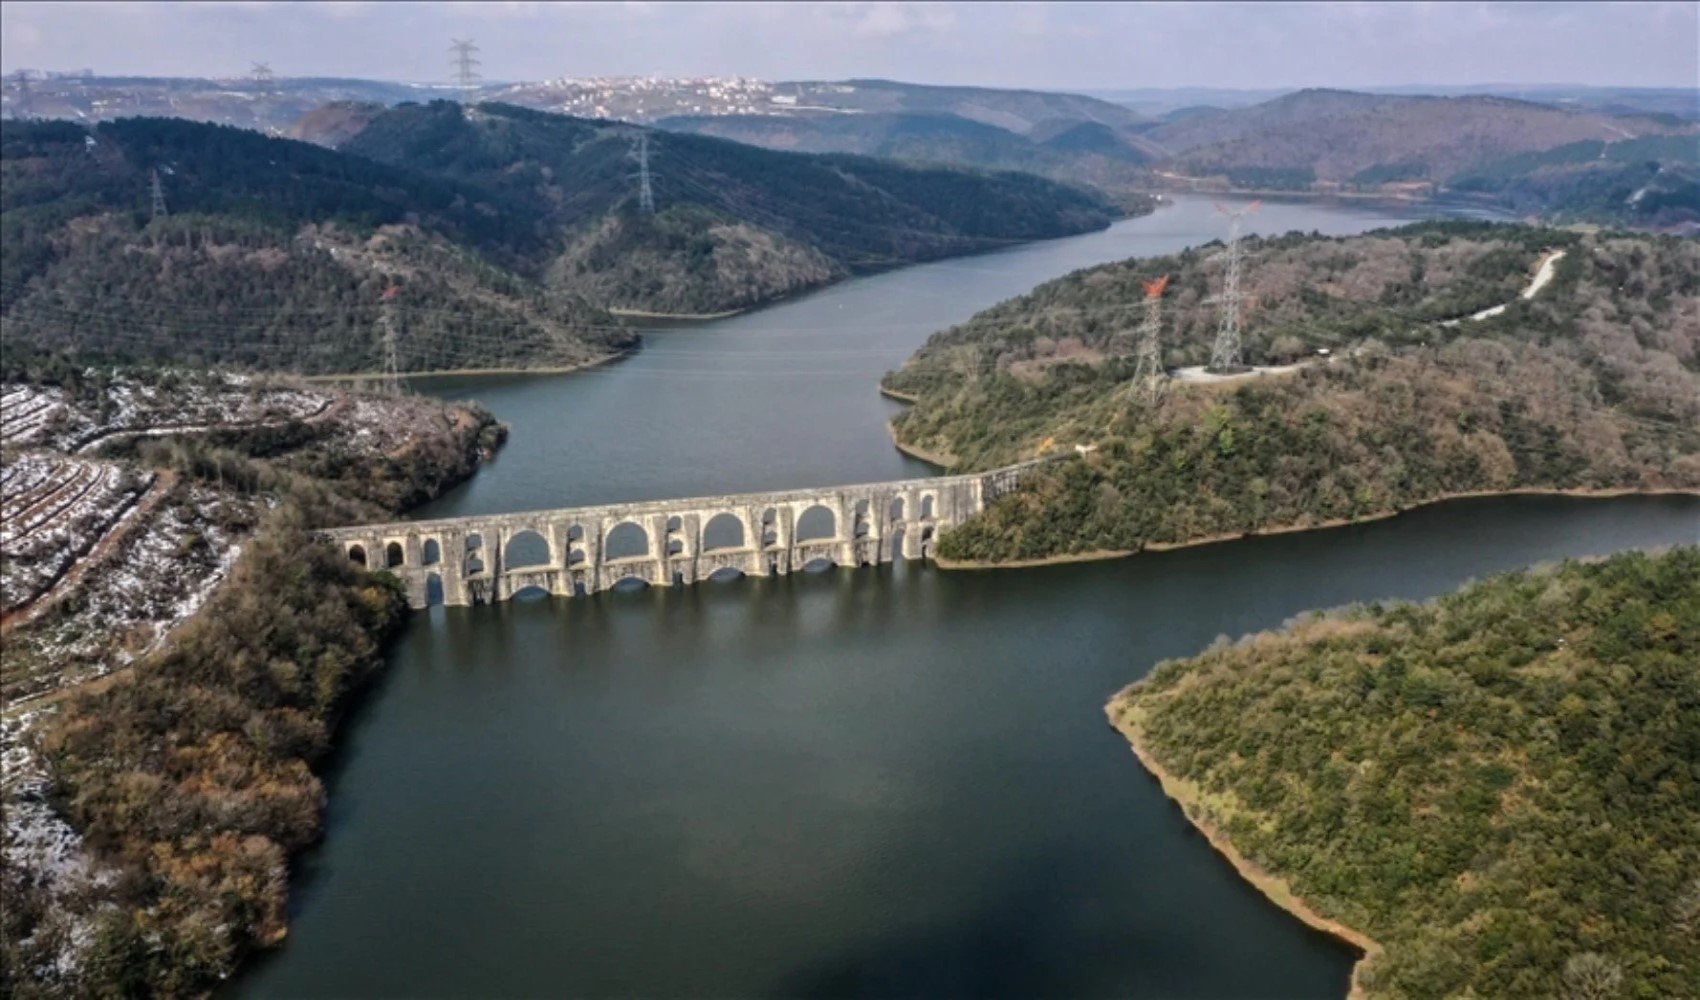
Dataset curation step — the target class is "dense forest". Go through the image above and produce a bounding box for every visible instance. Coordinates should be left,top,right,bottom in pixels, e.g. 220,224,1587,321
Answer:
1110,548,1700,998
341,101,1122,314
881,223,1700,561
1,117,633,374
0,368,505,997
3,105,1118,370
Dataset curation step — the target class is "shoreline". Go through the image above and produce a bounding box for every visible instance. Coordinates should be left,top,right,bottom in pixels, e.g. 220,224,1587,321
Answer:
299,348,636,383
933,486,1700,570
1105,699,1383,998
610,306,746,320
878,385,922,404
885,418,958,469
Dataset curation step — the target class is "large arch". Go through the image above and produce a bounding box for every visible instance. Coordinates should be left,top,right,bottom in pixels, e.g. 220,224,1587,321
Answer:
605,521,650,560
504,529,551,570
702,512,745,551
794,504,837,542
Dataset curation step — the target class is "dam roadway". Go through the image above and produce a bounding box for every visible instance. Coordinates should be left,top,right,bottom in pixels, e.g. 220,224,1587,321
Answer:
328,462,1048,607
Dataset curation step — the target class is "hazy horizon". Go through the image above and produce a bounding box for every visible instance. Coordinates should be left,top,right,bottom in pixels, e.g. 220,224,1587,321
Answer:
3,1,1695,92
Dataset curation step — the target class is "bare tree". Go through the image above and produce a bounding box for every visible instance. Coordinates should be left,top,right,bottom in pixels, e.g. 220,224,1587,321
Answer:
1561,952,1623,1000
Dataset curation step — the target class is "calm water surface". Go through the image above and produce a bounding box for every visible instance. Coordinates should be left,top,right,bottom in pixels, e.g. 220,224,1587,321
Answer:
237,197,1698,998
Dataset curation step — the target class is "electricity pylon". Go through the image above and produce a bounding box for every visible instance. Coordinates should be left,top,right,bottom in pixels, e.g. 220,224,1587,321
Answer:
1132,274,1170,404
1208,200,1259,372
632,132,656,215
449,39,481,98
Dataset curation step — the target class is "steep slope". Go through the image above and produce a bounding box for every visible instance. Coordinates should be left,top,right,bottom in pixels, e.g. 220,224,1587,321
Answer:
1110,548,1700,999
0,117,632,374
341,101,1120,314
882,223,1700,561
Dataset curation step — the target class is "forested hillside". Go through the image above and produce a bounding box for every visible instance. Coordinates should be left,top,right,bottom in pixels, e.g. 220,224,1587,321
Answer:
341,101,1121,314
657,111,1162,202
1109,548,1700,999
883,223,1700,561
3,103,1119,370
0,117,633,374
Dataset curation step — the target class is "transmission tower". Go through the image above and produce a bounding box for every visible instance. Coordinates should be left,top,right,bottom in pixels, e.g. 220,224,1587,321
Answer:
9,70,32,120
250,62,275,93
449,39,481,97
1132,274,1170,403
378,285,402,391
149,167,168,220
631,132,656,215
1207,200,1260,372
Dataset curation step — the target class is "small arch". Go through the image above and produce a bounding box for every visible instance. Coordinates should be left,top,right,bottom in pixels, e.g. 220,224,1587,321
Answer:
422,539,441,566
702,512,745,551
889,527,907,561
605,522,650,560
666,515,683,533
466,533,483,551
466,551,486,575
852,499,871,539
385,541,405,568
888,497,905,521
761,507,778,525
801,556,836,572
921,526,936,556
794,504,837,542
511,584,550,602
347,544,367,568
920,494,936,520
706,566,744,583
667,538,685,556
568,548,587,566
609,574,650,592
505,529,551,570
566,524,586,542
425,573,444,606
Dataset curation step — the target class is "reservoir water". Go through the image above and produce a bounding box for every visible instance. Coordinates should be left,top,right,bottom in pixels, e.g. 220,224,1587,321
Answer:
236,197,1700,998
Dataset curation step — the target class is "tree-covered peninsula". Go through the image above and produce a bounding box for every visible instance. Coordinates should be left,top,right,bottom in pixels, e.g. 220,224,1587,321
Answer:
883,222,1700,563
1108,547,1700,999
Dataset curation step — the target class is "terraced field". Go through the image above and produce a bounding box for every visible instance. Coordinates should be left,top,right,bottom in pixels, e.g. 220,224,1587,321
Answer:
0,454,149,615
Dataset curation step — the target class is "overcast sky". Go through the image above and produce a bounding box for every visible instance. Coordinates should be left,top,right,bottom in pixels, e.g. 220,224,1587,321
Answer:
2,1,1695,90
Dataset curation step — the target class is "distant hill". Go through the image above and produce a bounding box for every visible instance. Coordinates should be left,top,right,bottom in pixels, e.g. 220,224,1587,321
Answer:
655,110,1162,201
491,77,1150,134
0,117,631,375
1139,89,1698,225
338,101,1120,314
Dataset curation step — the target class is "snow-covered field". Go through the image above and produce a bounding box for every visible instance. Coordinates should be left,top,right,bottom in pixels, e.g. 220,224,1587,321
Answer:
3,484,250,704
1,371,331,453
1,454,149,613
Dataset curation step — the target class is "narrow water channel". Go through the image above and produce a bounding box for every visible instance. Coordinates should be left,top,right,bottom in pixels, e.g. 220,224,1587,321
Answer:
235,197,1698,998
